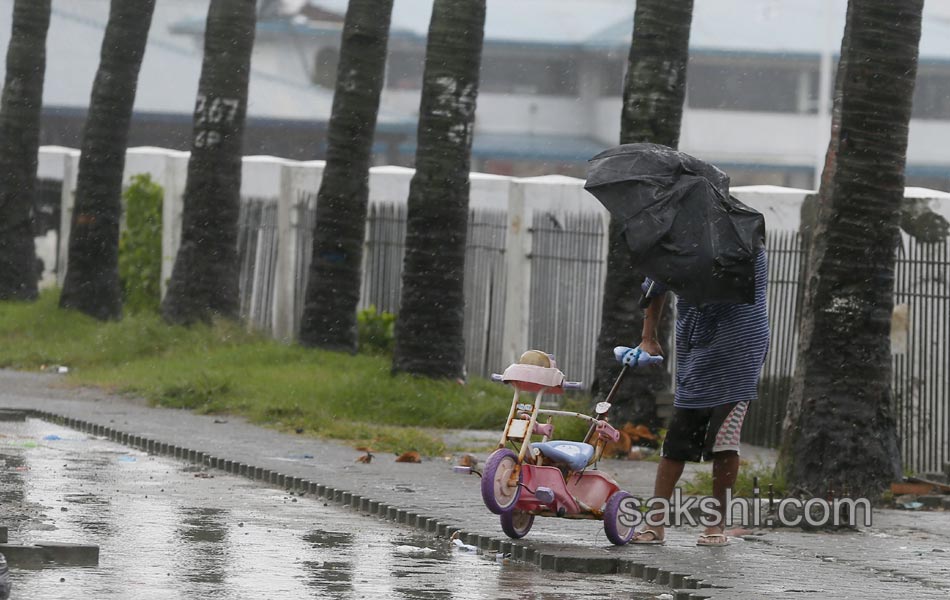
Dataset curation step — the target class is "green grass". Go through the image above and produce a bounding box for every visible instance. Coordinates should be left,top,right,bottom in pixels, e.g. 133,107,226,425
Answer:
685,460,786,497
0,291,532,455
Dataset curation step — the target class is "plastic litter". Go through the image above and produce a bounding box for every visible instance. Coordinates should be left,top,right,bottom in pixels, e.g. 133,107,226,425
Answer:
451,538,478,553
117,455,137,463
43,434,63,441
392,545,436,555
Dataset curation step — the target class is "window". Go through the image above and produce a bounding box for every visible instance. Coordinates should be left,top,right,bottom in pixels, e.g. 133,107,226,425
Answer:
912,72,950,120
687,61,807,113
312,47,339,89
386,50,425,90
479,55,578,96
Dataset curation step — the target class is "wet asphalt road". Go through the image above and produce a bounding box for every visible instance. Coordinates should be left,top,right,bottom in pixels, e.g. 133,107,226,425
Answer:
1,418,665,599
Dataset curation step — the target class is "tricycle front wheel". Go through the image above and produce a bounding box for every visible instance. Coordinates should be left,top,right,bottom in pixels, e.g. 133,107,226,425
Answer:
481,449,521,514
603,490,637,545
500,509,534,539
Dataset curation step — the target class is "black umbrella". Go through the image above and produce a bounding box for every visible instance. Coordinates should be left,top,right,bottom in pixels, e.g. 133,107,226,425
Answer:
585,143,765,306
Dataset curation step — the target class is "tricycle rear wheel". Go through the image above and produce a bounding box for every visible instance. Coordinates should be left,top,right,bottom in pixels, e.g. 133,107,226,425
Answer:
481,449,521,514
500,510,534,539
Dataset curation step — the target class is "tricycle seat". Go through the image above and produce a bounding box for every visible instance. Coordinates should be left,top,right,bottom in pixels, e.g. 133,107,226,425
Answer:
501,363,565,393
531,441,594,472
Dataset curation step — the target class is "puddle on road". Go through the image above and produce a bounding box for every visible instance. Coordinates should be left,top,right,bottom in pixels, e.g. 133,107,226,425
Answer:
1,419,665,599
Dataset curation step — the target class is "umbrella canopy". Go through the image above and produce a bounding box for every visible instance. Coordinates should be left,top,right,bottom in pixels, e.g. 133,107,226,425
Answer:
585,143,765,306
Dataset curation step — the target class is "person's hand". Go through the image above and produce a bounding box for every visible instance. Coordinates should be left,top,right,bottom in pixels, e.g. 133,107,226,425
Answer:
638,338,663,358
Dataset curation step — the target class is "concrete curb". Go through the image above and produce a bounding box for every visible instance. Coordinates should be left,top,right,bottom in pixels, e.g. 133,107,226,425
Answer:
29,409,716,599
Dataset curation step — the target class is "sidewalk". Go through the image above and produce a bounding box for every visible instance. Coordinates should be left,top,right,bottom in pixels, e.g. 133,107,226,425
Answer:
2,369,950,599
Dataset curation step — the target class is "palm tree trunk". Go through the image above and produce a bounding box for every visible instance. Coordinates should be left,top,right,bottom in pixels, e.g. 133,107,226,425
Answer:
780,0,922,499
299,0,394,352
592,0,693,426
0,0,51,301
59,0,156,320
161,0,257,325
391,0,486,379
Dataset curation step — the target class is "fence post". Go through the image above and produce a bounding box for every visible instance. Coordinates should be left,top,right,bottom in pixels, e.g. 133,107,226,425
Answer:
56,149,81,287
273,162,295,341
161,151,189,298
501,180,530,366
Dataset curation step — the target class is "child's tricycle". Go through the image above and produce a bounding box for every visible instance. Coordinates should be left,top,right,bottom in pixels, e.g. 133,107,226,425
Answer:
475,347,661,545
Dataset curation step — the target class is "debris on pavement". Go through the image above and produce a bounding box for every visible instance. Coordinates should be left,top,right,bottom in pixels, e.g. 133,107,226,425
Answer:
395,451,421,463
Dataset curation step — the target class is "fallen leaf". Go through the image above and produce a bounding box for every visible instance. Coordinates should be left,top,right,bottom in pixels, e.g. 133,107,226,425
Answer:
457,454,478,468
395,451,421,463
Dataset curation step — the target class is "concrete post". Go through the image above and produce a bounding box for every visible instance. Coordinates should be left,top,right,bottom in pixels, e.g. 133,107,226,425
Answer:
161,151,190,298
501,179,531,365
56,149,81,287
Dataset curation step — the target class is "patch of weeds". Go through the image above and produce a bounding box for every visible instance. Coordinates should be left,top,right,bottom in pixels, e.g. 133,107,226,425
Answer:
158,372,232,412
685,460,785,497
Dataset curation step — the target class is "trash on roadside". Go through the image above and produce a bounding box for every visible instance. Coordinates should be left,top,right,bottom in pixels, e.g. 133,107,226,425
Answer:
43,434,63,441
450,531,478,553
395,451,421,463
900,501,924,510
656,594,674,600
117,455,136,463
194,472,214,478
628,445,656,460
393,545,436,555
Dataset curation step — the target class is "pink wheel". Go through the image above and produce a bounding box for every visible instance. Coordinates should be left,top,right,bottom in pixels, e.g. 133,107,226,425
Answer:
500,510,534,539
481,449,521,514
603,491,637,545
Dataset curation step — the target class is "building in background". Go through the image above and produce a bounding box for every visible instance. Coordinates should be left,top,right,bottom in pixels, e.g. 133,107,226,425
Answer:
2,0,948,190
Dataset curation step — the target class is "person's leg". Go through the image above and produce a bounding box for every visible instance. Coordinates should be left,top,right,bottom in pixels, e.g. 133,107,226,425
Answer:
697,401,749,545
708,450,739,534
634,407,706,543
639,457,685,540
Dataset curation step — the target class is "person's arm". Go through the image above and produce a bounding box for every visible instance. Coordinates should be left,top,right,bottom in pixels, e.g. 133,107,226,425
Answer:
639,292,667,357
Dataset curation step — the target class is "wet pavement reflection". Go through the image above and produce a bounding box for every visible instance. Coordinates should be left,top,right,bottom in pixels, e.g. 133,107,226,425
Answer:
1,419,665,599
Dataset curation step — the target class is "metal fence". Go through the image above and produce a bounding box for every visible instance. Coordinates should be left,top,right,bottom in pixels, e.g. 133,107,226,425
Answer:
743,233,950,474
237,198,279,334
893,237,950,473
528,212,606,386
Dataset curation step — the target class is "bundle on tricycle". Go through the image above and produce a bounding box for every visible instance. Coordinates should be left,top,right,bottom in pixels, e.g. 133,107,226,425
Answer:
468,347,660,545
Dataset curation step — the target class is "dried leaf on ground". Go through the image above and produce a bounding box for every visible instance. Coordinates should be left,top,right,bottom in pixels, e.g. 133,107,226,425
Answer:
395,451,421,463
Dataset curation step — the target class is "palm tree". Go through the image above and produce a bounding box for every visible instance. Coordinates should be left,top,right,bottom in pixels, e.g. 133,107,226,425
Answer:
391,0,486,378
298,0,395,352
780,0,923,499
591,0,693,425
0,0,51,301
161,0,257,325
59,0,156,320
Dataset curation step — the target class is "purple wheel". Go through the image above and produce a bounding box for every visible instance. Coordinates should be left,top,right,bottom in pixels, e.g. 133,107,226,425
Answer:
500,510,534,539
481,449,521,514
603,491,638,545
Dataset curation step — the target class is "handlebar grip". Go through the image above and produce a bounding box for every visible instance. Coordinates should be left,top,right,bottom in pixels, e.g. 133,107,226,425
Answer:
490,373,504,383
563,381,583,390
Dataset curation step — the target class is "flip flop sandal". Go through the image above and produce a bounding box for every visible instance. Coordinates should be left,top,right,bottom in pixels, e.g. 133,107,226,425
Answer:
632,529,665,545
696,532,729,547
